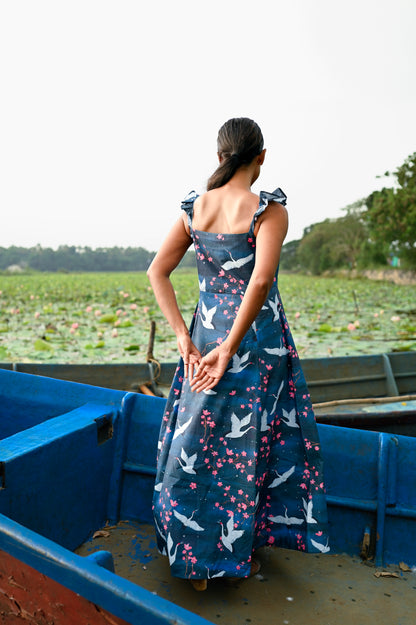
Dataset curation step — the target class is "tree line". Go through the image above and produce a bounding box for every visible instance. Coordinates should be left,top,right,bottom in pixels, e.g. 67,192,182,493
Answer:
2,152,415,274
280,151,416,274
0,245,196,272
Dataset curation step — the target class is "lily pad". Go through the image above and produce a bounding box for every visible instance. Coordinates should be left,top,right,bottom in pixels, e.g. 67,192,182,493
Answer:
119,320,133,328
99,314,118,324
317,323,333,333
0,346,10,359
34,338,54,352
0,270,415,363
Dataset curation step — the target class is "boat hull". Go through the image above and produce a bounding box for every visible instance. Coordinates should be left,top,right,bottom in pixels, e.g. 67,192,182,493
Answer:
0,368,416,624
0,549,130,625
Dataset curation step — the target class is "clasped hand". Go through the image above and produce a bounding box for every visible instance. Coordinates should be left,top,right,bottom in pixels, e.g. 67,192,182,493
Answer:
178,334,233,393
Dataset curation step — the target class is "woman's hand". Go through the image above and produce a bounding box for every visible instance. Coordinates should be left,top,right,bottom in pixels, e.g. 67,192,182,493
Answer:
190,343,233,393
177,332,201,382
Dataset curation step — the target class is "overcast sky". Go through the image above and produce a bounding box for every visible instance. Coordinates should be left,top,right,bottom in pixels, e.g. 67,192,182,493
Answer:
1,0,415,251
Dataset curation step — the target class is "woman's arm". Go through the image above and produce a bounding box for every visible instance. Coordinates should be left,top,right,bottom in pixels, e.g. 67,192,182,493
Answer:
190,202,288,392
147,216,201,380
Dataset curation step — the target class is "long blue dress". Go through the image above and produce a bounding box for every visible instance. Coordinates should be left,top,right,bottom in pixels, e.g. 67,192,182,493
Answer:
153,188,329,580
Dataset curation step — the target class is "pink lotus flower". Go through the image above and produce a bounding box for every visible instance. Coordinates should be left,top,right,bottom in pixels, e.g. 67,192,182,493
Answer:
295,311,301,319
347,323,356,331
85,305,93,313
143,306,150,314
130,303,137,310
71,322,79,330
34,311,40,319
94,310,101,317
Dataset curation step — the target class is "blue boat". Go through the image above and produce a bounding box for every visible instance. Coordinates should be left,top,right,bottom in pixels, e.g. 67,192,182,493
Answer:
0,367,416,624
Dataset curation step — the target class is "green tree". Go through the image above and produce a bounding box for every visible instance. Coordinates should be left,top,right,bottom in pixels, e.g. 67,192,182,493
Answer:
297,207,369,275
365,152,416,268
280,239,301,271
297,220,339,274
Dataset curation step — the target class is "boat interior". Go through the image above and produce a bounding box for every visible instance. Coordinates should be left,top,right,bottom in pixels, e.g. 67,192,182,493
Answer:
0,366,416,623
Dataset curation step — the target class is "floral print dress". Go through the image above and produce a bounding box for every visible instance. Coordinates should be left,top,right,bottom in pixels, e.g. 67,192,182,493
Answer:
153,188,329,580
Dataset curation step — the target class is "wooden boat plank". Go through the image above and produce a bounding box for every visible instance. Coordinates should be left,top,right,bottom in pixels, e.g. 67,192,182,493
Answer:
314,398,416,436
1,351,414,403
389,351,416,395
315,399,416,416
0,548,130,625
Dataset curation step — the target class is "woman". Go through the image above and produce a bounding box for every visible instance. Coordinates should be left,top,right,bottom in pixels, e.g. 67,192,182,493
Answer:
147,118,329,591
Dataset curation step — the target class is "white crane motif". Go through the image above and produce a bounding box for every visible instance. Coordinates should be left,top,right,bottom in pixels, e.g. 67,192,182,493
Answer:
268,465,296,488
264,341,290,356
268,507,304,526
200,302,217,329
268,294,280,321
281,408,299,429
220,513,244,551
226,412,254,438
260,408,270,432
167,533,180,564
178,448,197,474
221,253,254,271
173,509,205,531
303,498,318,524
173,415,193,440
228,351,251,373
270,380,284,415
311,538,330,553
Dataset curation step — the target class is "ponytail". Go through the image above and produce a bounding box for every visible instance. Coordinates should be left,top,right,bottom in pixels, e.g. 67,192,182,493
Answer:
207,154,242,191
206,118,264,191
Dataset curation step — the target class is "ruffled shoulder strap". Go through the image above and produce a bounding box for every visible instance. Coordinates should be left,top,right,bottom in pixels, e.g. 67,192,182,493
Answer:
249,187,287,235
181,190,199,228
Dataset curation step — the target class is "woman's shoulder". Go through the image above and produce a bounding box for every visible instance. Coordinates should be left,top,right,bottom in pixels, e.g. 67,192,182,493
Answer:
252,188,288,235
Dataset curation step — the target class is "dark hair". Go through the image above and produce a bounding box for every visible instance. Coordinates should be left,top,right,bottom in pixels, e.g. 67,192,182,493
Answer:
207,118,264,191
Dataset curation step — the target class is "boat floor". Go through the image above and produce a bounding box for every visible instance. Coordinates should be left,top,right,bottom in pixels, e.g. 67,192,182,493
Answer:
75,521,416,625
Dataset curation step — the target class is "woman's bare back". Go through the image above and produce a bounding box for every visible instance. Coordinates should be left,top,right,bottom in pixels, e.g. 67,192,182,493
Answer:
191,187,260,235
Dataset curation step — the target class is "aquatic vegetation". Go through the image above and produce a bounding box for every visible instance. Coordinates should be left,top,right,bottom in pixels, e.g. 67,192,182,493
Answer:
0,271,414,363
